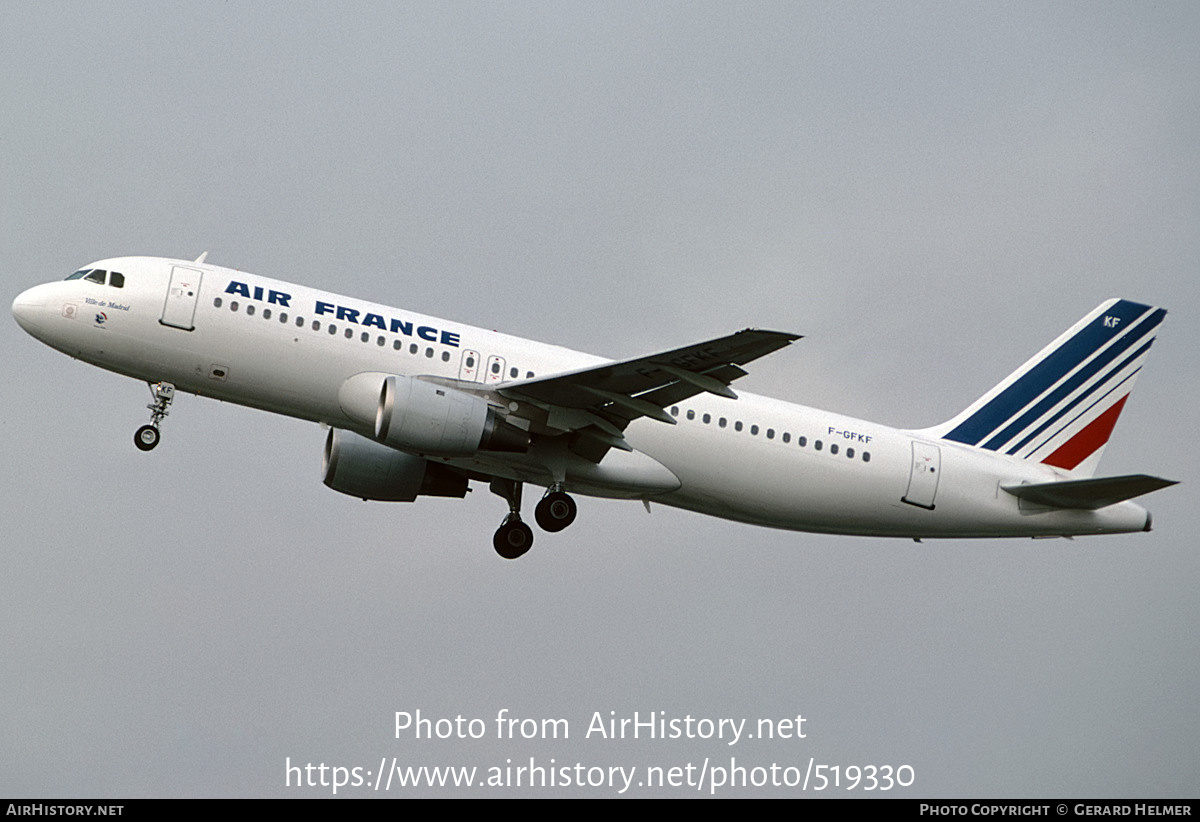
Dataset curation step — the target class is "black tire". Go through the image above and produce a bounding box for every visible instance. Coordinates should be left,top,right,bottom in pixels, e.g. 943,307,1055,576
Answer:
535,491,577,533
134,425,160,452
493,520,533,560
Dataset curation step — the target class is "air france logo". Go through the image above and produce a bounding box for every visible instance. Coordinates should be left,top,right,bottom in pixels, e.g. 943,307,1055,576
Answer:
94,312,107,326
224,279,462,347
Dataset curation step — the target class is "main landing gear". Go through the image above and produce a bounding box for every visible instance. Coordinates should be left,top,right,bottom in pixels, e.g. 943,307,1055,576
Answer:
134,381,175,452
491,479,532,559
490,480,579,560
494,513,534,560
535,486,577,533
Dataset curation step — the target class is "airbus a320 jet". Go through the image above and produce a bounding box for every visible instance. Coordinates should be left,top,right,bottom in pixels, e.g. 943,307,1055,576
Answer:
12,255,1176,558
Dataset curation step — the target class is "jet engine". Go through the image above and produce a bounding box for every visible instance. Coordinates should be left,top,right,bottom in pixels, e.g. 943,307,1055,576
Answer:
339,372,529,457
322,428,468,501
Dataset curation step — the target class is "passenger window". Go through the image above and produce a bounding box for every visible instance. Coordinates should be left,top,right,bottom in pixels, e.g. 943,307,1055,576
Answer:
526,371,534,378
214,297,223,308
735,421,743,432
410,344,418,354
280,312,288,323
702,413,711,424
230,301,239,312
345,328,353,339
312,320,320,331
393,340,402,351
719,417,727,428
263,308,271,320
767,428,775,439
491,362,500,374
830,443,838,455
377,336,385,346
863,452,871,463
815,440,823,451
510,367,518,378
360,332,368,342
686,409,695,420
847,448,855,459
296,316,304,327
328,324,337,335
247,305,255,316
442,351,451,362
425,348,433,358
109,272,124,288
670,407,679,417
750,425,759,436
798,436,807,447
782,432,791,443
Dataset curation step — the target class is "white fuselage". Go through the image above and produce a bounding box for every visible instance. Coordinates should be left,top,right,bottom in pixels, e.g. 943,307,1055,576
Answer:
12,256,1152,539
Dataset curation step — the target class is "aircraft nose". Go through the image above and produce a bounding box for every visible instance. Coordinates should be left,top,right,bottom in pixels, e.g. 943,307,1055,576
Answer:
12,285,48,334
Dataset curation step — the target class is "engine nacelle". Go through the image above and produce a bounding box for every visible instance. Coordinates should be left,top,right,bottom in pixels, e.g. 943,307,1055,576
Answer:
322,428,467,501
339,372,528,457
376,374,488,455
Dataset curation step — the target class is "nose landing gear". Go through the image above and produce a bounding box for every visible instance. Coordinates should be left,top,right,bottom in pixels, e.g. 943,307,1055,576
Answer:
134,424,160,451
134,382,175,452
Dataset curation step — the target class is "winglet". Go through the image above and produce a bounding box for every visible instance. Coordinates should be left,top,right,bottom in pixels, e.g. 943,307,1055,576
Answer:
194,251,209,264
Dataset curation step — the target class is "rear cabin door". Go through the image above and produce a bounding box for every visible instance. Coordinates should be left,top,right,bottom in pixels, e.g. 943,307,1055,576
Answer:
902,440,941,510
160,266,203,331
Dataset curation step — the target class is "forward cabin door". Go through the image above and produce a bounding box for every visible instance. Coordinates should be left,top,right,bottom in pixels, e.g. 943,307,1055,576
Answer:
902,441,941,509
160,266,203,331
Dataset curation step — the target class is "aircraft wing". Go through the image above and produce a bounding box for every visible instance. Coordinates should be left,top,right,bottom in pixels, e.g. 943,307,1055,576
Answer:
498,328,799,456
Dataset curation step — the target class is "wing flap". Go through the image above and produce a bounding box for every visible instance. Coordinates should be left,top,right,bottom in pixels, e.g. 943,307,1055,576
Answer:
496,328,798,462
502,328,798,417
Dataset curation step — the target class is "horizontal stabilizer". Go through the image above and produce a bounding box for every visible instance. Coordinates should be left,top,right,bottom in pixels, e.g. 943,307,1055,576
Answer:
1003,474,1177,510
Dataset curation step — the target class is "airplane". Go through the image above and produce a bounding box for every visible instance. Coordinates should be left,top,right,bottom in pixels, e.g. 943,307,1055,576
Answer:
12,254,1177,559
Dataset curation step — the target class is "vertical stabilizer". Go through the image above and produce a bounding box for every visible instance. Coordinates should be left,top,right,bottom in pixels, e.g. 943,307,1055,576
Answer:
925,299,1166,477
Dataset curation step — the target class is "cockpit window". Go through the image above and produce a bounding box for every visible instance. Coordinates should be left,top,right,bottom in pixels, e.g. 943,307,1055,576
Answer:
65,268,124,287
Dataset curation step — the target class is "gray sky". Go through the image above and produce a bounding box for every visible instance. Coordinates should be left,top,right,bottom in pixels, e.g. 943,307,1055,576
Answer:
3,1,1197,797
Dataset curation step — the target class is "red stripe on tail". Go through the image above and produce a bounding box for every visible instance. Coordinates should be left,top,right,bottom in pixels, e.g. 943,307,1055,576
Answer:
1041,395,1129,470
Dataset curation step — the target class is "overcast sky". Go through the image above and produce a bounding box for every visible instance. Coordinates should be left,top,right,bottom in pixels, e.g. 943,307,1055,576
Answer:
3,1,1197,797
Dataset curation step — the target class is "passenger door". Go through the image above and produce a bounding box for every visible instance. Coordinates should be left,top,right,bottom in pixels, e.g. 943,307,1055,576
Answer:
902,441,941,509
160,266,203,331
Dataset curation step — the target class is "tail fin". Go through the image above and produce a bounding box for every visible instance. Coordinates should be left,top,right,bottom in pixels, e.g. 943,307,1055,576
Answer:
927,298,1166,477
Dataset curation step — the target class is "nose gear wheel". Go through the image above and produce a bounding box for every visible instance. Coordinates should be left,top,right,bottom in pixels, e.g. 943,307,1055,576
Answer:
134,381,175,452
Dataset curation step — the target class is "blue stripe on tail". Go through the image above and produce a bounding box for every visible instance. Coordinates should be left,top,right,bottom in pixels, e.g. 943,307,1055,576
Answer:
943,300,1156,447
